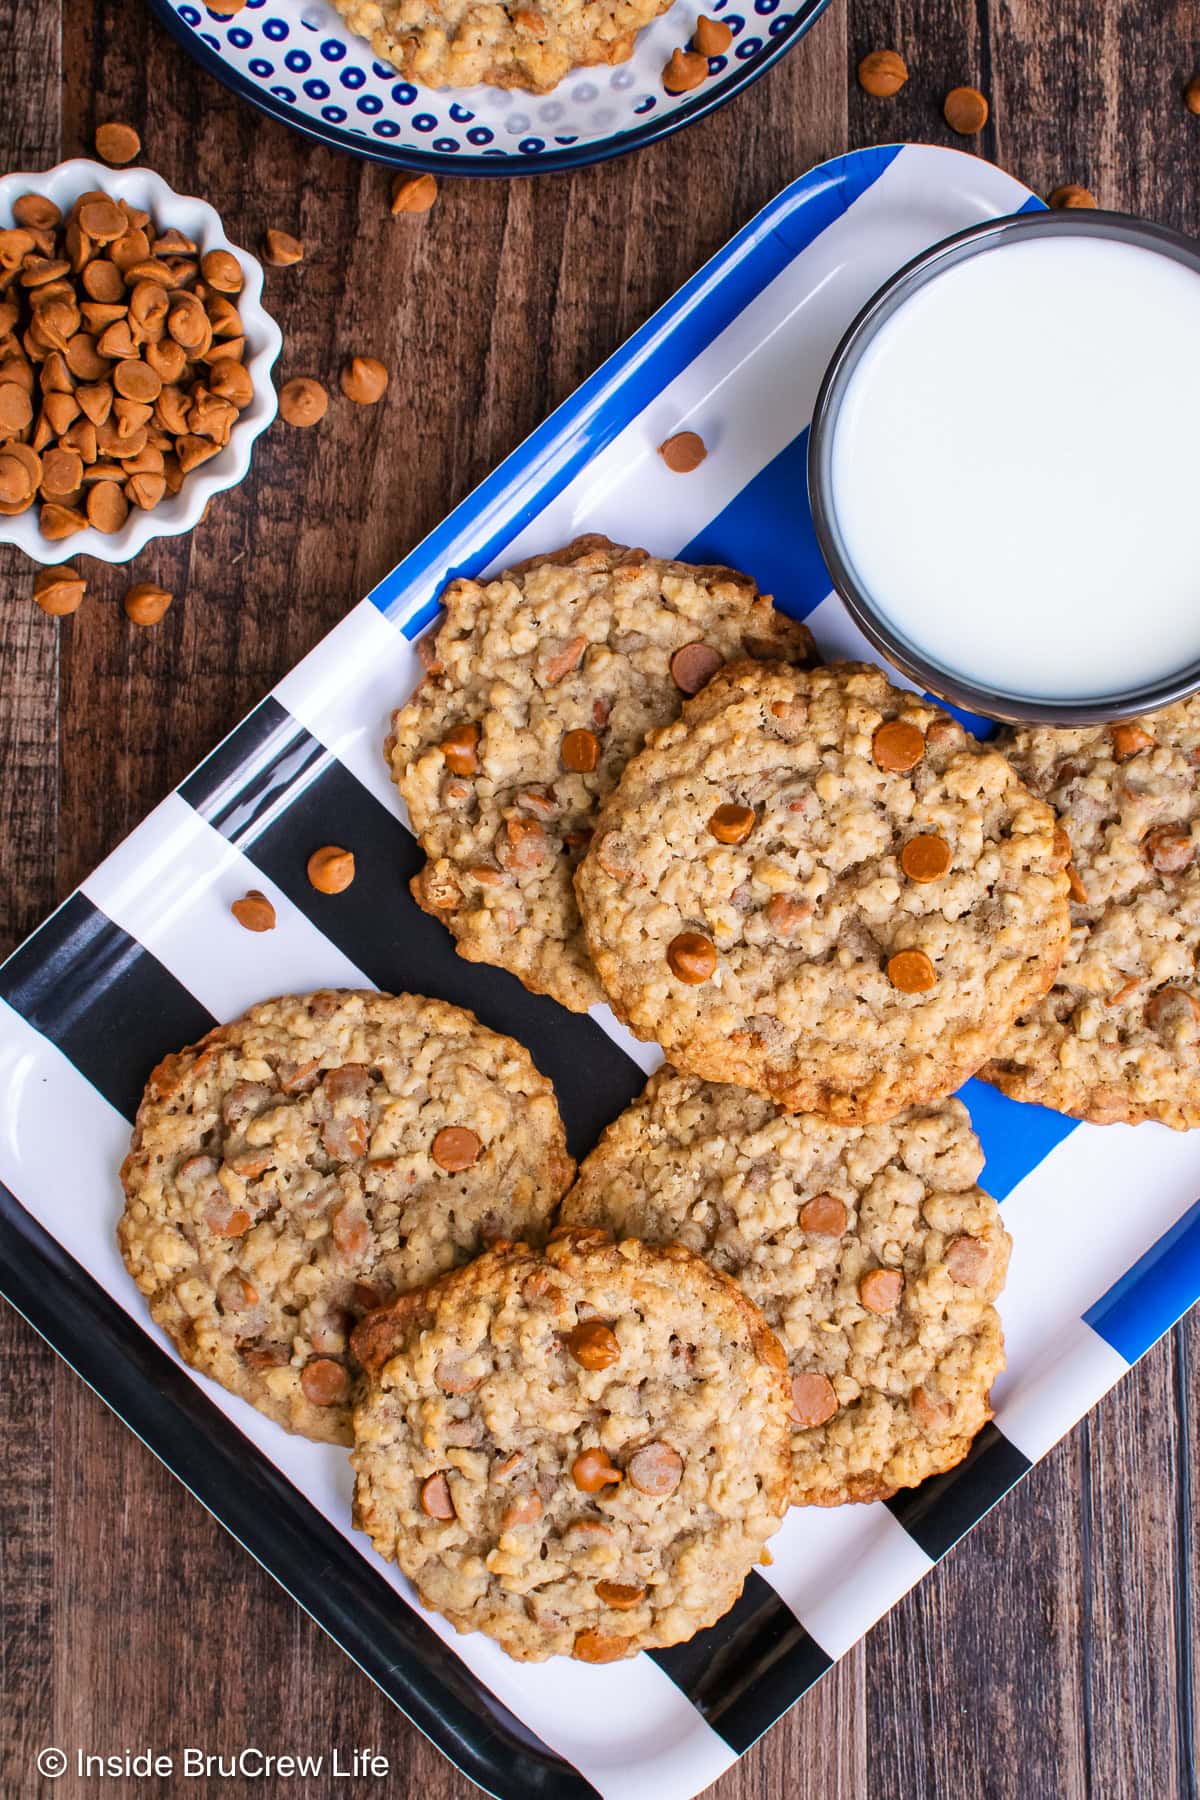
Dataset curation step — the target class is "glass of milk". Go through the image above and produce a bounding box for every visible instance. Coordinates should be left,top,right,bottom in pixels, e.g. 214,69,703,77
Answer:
808,211,1200,723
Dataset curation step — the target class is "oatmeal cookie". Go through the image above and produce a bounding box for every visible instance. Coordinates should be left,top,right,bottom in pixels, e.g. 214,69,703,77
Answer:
561,1070,1009,1505
981,703,1200,1126
333,0,673,92
118,990,573,1445
388,536,816,1014
350,1228,792,1659
575,660,1070,1120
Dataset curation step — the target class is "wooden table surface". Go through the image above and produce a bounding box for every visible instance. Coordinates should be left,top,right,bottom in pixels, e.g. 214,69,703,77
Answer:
2,2,1198,1796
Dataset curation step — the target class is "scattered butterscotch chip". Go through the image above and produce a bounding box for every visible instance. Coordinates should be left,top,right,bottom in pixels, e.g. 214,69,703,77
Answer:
667,929,718,984
430,1125,483,1172
693,14,732,55
231,889,276,932
943,85,988,133
859,1267,904,1314
900,833,951,883
95,121,142,166
789,1371,839,1427
872,718,925,772
572,1447,623,1492
1186,75,1200,115
280,377,328,427
659,429,707,473
858,48,908,96
799,1193,848,1236
1049,184,1097,209
670,640,722,694
565,1320,621,1370
560,727,600,773
663,47,708,93
887,947,937,993
123,581,173,625
708,802,755,844
263,228,303,267
33,564,86,616
390,173,438,214
307,844,355,893
340,355,389,405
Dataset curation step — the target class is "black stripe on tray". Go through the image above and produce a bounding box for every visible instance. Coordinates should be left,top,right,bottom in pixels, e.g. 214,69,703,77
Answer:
179,697,647,1161
885,1421,1034,1563
0,1183,600,1800
650,1571,834,1755
0,891,216,1123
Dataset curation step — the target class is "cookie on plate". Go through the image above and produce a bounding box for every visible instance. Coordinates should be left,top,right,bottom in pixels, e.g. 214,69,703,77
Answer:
350,1227,792,1660
388,536,817,1014
118,990,573,1445
981,702,1200,1127
561,1070,1009,1505
575,660,1071,1121
333,0,673,93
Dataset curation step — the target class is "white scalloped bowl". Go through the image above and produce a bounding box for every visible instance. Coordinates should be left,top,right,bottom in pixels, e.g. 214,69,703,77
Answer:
0,158,282,565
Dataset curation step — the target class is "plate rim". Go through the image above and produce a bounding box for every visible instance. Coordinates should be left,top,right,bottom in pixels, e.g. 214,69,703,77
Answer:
143,0,835,178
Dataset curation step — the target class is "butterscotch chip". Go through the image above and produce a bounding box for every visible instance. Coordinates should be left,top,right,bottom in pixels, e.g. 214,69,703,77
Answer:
1110,722,1154,759
13,193,61,232
280,377,328,427
0,454,31,504
79,198,126,243
231,890,275,932
943,85,989,133
859,1267,904,1313
80,257,124,302
693,14,732,55
872,718,925,771
667,930,717,984
899,833,951,884
40,501,88,539
33,564,86,616
663,47,707,92
307,844,356,893
95,121,142,165
349,1230,790,1659
263,228,303,267
124,582,172,625
340,355,389,406
561,1072,1008,1505
390,173,438,214
119,990,573,1445
430,1125,482,1172
576,661,1070,1121
0,382,33,433
208,360,253,410
858,48,908,96
1187,75,1200,115
199,249,244,295
659,430,706,473
87,480,129,533
389,538,817,1013
670,640,723,694
114,360,162,404
1049,184,1097,209
565,1319,620,1369
40,446,84,497
708,802,755,844
127,472,166,510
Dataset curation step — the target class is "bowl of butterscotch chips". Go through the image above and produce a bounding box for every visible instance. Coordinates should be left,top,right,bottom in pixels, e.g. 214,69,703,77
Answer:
0,157,281,563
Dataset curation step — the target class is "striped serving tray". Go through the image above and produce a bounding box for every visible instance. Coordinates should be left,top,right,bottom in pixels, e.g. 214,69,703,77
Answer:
3,142,1198,1800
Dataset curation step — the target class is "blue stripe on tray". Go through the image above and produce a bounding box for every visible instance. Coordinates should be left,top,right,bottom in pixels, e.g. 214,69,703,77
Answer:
1083,1193,1200,1364
372,148,904,634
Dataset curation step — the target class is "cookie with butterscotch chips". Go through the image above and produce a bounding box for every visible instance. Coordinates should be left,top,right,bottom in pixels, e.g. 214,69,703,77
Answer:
333,0,673,94
387,536,817,1014
561,1070,1009,1505
118,990,572,1445
575,660,1071,1121
981,701,1200,1126
349,1228,792,1660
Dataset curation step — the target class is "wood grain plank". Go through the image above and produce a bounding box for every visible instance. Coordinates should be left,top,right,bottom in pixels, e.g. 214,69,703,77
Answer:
0,3,61,1796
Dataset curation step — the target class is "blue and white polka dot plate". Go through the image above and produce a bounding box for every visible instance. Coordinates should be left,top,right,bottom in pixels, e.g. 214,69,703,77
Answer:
148,0,832,175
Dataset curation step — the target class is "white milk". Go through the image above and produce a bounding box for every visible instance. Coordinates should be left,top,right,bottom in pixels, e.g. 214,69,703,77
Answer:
828,234,1200,701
